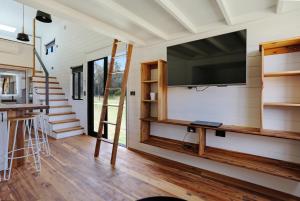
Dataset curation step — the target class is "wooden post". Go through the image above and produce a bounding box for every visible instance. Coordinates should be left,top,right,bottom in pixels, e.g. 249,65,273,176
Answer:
198,127,206,156
260,47,265,131
32,19,36,76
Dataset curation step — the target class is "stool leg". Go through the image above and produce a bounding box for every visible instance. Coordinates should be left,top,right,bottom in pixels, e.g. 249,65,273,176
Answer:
42,115,51,156
3,120,10,181
33,117,41,172
39,114,46,154
27,119,37,170
7,120,19,180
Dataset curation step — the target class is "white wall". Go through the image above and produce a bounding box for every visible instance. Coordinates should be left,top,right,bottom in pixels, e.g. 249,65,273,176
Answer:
127,11,300,197
40,11,300,196
41,21,112,132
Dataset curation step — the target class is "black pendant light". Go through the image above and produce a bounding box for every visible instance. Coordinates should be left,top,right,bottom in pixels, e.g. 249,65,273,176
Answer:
17,4,29,42
36,10,52,23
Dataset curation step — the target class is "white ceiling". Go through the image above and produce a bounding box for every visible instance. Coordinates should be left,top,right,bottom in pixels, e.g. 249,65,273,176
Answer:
2,0,300,46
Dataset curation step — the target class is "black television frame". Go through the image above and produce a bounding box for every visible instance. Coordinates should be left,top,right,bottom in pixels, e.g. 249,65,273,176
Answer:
167,30,247,87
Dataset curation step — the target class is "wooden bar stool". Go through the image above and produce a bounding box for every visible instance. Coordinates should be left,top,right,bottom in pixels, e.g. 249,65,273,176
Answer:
4,115,41,181
26,112,51,156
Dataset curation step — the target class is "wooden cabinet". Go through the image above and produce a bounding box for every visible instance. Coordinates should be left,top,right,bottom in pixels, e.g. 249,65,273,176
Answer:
0,111,8,171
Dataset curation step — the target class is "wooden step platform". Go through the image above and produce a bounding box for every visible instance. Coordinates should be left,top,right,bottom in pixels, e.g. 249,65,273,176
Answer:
38,92,65,95
48,112,76,116
143,135,300,182
50,105,72,108
49,118,80,124
32,81,59,84
140,117,300,141
53,126,83,134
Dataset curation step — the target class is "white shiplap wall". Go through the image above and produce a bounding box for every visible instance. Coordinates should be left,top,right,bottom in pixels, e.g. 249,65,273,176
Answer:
41,11,300,196
127,11,300,196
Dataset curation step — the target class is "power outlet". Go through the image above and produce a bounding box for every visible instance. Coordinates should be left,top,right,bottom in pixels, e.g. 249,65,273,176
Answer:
187,126,196,133
215,130,226,137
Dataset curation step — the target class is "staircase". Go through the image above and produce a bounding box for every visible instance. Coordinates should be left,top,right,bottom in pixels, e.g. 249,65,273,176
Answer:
32,70,84,139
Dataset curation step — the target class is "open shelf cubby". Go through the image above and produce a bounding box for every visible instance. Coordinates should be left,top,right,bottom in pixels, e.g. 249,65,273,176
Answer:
140,60,167,142
140,38,300,182
261,37,300,130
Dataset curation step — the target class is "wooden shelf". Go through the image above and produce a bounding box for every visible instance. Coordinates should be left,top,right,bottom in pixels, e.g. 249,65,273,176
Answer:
264,70,300,77
142,100,157,103
144,136,300,182
142,80,158,83
264,102,300,107
260,37,300,55
140,118,300,141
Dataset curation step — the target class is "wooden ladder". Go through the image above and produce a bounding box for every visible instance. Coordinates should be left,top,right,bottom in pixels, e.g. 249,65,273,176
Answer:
94,39,133,166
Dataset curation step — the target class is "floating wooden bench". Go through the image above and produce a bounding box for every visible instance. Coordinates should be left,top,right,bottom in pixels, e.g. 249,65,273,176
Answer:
140,117,300,181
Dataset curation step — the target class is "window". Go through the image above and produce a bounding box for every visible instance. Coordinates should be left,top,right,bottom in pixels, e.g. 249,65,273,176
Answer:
45,39,55,55
71,65,83,100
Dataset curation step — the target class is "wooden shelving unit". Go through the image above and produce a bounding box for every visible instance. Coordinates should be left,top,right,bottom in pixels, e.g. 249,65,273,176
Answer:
140,60,167,142
260,37,300,128
140,43,300,181
143,135,300,182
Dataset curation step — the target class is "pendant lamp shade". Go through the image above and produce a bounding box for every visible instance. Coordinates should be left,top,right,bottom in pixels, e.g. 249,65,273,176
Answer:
36,10,52,23
17,32,29,42
17,4,30,42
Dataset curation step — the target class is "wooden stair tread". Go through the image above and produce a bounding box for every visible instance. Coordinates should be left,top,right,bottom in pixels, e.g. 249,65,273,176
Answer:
144,136,300,182
48,112,75,116
38,92,65,95
32,81,59,84
140,118,300,141
35,87,62,89
49,118,80,124
50,105,72,108
53,126,83,134
41,99,68,102
32,75,56,79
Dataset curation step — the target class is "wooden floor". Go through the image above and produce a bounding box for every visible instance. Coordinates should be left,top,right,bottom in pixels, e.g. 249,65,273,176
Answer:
0,135,299,201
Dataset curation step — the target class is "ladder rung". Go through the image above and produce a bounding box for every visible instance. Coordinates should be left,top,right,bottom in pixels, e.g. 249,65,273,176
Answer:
106,87,121,90
104,104,120,107
101,121,116,126
110,71,124,75
111,53,127,59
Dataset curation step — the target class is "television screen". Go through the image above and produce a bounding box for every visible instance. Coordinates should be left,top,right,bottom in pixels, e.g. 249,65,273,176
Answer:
167,30,247,86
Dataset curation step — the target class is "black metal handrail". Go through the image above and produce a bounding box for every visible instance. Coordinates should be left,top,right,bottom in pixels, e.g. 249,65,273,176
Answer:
34,48,49,114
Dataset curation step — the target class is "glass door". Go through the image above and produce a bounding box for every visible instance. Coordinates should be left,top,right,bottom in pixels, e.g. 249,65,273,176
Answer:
88,57,108,138
87,55,127,146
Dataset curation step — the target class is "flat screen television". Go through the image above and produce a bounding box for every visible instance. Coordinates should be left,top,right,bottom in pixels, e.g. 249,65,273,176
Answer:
167,30,247,87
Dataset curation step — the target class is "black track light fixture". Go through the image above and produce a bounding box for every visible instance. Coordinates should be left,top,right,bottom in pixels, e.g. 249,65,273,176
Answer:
16,4,29,42
36,10,52,23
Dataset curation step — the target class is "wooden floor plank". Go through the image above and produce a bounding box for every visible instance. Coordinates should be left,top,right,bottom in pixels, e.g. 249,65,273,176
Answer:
1,135,299,201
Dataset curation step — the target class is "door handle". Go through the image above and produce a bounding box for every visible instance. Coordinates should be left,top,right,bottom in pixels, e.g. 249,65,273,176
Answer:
1,113,3,122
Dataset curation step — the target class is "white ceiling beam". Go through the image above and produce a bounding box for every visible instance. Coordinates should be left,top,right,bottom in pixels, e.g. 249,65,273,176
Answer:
276,0,285,13
95,0,169,40
16,0,145,45
155,0,197,33
215,0,234,25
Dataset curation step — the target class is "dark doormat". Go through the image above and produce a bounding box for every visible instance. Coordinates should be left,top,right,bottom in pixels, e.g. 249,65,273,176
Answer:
137,196,186,201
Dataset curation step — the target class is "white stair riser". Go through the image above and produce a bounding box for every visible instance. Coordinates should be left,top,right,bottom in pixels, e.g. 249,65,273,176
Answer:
38,94,66,99
48,101,69,106
49,107,72,114
32,77,57,82
51,121,80,130
49,114,76,121
36,88,63,93
33,83,60,88
49,129,83,139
